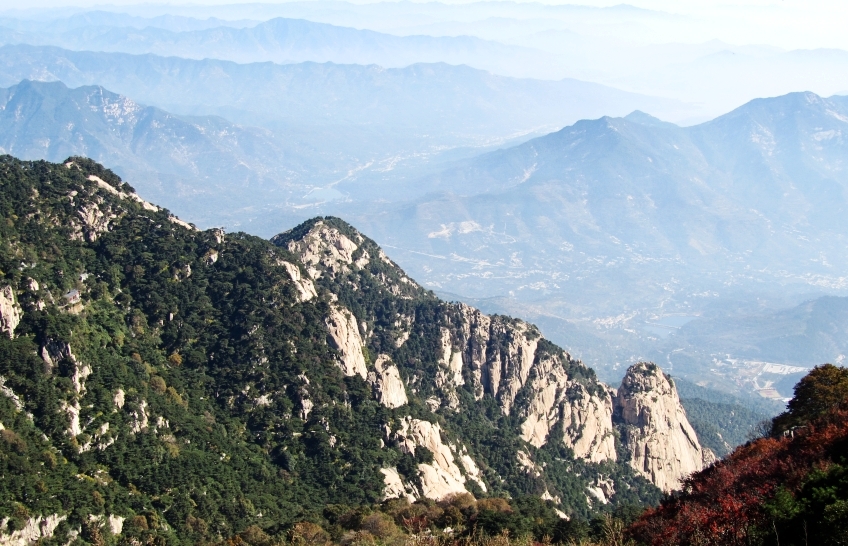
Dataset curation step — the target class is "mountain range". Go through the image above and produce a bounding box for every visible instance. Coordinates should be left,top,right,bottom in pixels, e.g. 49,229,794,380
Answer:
0,48,683,227
0,156,722,544
0,79,330,213
2,73,847,396
354,91,848,309
0,44,680,136
0,10,258,33
0,16,569,81
3,4,848,120
2,2,848,543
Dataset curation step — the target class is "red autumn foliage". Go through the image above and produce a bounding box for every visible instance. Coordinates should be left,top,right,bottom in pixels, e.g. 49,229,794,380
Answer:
627,406,848,546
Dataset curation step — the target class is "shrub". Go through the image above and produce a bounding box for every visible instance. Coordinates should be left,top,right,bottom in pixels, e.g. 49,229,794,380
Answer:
149,376,166,394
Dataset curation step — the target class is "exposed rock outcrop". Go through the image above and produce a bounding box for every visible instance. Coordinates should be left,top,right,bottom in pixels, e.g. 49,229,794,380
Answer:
457,450,487,493
87,174,159,213
275,219,422,300
560,384,617,463
393,314,413,348
369,354,408,408
519,354,617,463
586,476,615,505
325,305,367,379
130,399,149,434
438,328,465,387
39,339,75,371
1,158,747,533
0,285,21,338
108,515,125,536
517,450,543,477
75,194,117,241
278,260,317,302
113,388,125,409
0,514,66,546
392,417,474,500
381,467,417,502
282,221,359,280
38,341,93,444
0,375,24,411
434,327,464,410
273,218,717,499
614,362,715,492
448,304,540,414
441,316,618,464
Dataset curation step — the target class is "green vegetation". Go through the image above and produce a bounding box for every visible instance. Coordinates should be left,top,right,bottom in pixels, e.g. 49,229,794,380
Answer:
0,156,660,545
771,363,848,434
679,399,767,457
675,378,782,456
629,364,848,545
0,157,397,542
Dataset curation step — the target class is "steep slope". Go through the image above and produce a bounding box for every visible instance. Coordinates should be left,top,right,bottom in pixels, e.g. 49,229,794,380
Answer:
628,365,848,546
0,79,331,210
0,156,715,543
614,363,715,492
270,219,644,503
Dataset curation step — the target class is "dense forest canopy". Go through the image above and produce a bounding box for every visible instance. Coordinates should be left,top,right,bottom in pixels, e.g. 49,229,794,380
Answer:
0,156,663,545
2,154,835,546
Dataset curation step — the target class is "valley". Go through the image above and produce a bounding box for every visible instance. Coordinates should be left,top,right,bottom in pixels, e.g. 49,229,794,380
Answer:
2,67,847,403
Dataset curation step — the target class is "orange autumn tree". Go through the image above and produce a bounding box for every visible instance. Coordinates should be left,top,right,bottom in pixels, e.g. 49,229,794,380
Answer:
628,364,848,546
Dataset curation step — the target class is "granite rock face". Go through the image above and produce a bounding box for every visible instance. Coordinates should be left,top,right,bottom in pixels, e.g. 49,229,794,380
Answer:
614,362,716,492
0,514,67,546
325,305,368,379
519,352,617,463
273,217,714,503
444,304,540,414
440,307,617,464
370,354,408,409
0,285,21,338
281,220,361,280
278,260,317,302
391,417,485,500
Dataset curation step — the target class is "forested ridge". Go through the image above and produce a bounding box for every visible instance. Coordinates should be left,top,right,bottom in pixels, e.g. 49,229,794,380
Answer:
3,154,829,546
0,156,399,542
0,156,664,545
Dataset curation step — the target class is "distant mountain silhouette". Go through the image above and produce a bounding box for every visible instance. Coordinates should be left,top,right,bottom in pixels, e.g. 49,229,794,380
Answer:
352,92,848,309
0,44,681,138
0,16,571,79
0,79,332,213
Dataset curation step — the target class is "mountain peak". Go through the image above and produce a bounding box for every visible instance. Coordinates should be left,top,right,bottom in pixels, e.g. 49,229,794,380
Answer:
624,109,677,127
615,362,716,491
271,217,426,299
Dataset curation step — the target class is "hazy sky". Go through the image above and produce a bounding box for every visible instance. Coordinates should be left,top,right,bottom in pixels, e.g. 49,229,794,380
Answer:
0,0,845,50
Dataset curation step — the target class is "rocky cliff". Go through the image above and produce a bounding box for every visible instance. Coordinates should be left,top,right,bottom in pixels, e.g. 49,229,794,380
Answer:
614,362,716,492
0,157,711,545
272,218,709,498
0,285,21,338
